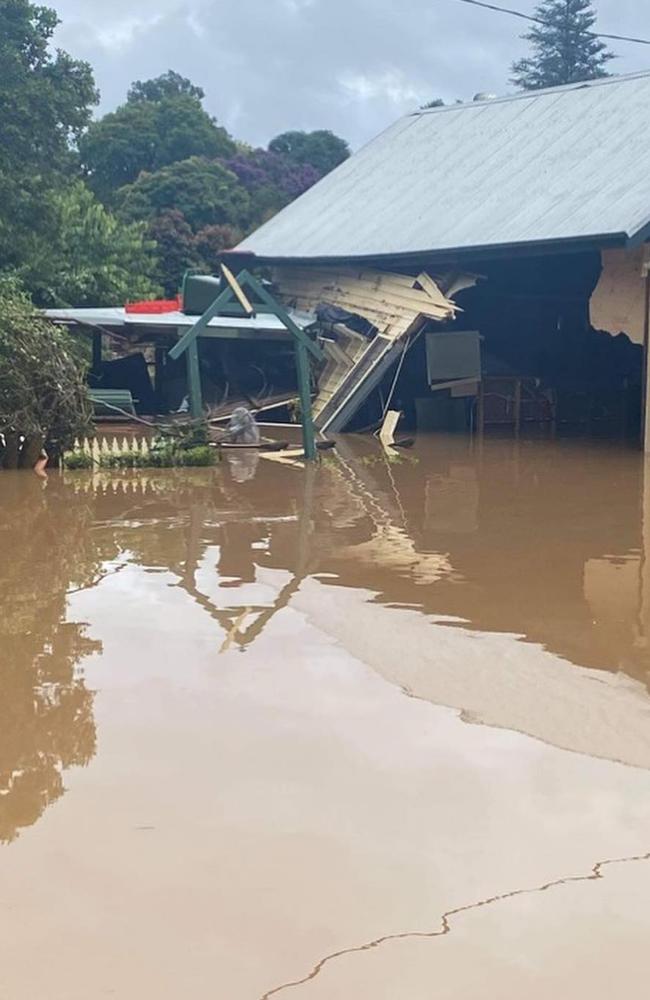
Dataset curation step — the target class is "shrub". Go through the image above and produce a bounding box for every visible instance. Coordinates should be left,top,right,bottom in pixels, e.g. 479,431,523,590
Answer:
0,277,91,468
63,451,93,470
179,445,214,467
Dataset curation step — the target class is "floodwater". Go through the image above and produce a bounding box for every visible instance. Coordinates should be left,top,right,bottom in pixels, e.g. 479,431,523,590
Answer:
1,433,650,999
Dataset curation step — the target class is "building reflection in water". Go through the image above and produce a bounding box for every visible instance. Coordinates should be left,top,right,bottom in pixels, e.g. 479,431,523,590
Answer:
72,439,649,689
2,434,650,838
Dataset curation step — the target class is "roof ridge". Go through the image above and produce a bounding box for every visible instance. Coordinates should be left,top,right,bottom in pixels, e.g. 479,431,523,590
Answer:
238,69,650,262
413,70,650,116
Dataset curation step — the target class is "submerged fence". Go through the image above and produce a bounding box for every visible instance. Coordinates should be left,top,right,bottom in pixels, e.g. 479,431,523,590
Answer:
64,434,152,467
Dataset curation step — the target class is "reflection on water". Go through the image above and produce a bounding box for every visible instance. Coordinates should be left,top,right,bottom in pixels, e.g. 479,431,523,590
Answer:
1,434,650,840
0,478,103,843
329,436,650,685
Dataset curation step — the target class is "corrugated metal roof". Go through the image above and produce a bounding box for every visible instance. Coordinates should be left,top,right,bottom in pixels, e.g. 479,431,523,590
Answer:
45,307,314,332
236,72,650,263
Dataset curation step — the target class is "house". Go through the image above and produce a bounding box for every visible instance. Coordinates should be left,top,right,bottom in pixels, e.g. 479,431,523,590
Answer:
230,71,650,447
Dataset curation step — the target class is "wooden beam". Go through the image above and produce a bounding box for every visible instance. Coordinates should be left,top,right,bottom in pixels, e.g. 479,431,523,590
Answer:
238,270,324,361
221,263,255,317
169,283,241,360
170,269,322,361
416,271,458,310
294,338,317,461
236,273,319,457
187,339,203,419
171,266,321,460
176,327,291,343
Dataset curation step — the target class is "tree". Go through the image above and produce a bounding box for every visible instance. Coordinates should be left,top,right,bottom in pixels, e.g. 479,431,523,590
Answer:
192,223,242,274
19,182,161,307
0,277,92,467
117,156,251,232
148,210,199,295
79,74,236,202
511,0,615,91
268,130,350,176
128,69,205,103
0,1,101,300
222,148,321,223
0,0,97,177
146,210,243,295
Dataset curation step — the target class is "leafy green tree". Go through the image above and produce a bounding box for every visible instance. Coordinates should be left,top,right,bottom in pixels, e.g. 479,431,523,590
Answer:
511,0,615,90
117,156,251,232
0,276,91,466
0,0,97,176
147,210,243,295
128,69,205,103
268,129,350,175
80,74,236,202
192,223,242,273
148,210,199,295
222,148,322,224
0,1,101,297
21,182,161,307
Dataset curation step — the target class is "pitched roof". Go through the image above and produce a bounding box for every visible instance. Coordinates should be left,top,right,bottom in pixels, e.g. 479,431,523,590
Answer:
236,72,650,264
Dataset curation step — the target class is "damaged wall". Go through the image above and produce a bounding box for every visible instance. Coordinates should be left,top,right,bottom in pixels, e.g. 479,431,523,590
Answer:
454,252,642,388
267,250,647,438
273,265,460,333
590,246,650,345
371,250,645,437
271,265,465,431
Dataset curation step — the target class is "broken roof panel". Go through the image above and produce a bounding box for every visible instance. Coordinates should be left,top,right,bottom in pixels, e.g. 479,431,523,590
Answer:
236,72,650,264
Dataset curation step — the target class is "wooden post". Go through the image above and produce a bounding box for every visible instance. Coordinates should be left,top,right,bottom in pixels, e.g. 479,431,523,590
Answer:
170,268,323,455
92,330,103,375
187,339,203,420
295,339,317,461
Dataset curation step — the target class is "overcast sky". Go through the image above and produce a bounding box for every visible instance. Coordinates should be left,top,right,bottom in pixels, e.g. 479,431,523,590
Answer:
53,0,650,149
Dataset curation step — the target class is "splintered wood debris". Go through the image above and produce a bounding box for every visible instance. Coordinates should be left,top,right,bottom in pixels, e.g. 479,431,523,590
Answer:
272,264,475,433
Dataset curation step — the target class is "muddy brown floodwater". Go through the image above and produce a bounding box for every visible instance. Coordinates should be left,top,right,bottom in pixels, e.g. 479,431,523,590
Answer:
1,433,650,999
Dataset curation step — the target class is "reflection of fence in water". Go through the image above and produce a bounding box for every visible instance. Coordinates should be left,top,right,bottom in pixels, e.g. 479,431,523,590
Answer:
62,470,221,496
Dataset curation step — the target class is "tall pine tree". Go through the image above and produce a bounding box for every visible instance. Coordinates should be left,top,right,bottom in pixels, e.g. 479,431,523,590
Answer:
511,0,615,91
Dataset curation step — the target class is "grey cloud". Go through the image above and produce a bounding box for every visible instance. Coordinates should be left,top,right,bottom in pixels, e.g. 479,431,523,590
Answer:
53,0,650,148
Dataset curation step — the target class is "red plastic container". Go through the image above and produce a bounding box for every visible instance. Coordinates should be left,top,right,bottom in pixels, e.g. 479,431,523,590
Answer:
125,296,181,314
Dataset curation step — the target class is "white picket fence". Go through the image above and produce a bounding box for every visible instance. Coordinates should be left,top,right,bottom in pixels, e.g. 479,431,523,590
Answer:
65,434,152,466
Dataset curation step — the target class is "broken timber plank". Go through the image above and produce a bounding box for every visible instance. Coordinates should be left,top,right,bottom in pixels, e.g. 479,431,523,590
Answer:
272,264,463,433
260,449,306,469
379,410,402,447
221,264,255,316
416,271,459,310
277,276,456,322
